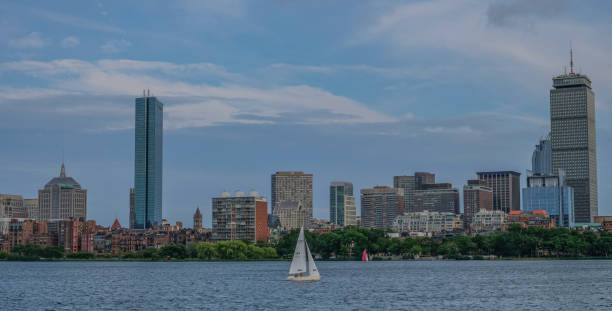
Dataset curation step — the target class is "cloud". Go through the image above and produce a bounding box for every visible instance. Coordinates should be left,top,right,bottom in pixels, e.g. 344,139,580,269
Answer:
0,59,395,130
9,32,47,48
61,36,80,48
30,8,123,33
100,39,132,53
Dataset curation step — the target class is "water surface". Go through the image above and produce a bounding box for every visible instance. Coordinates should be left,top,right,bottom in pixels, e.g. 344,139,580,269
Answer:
1,260,611,310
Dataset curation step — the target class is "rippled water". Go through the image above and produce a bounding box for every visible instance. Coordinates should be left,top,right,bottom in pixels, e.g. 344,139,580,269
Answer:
1,260,612,310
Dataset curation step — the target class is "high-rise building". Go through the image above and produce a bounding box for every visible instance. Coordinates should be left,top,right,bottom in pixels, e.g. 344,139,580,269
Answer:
0,194,26,219
394,172,436,212
360,186,404,229
329,182,356,227
212,190,268,242
24,198,39,220
270,171,313,228
476,171,521,213
532,133,553,175
463,179,493,227
193,207,202,232
134,93,163,229
413,183,460,214
550,57,597,222
522,170,574,227
129,188,135,229
38,163,87,221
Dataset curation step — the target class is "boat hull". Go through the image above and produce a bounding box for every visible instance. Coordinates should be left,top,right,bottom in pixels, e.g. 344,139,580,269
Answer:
287,274,320,282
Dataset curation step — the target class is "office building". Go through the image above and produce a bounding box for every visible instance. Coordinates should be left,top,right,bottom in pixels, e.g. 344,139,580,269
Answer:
522,170,574,227
271,171,313,228
476,171,521,213
329,182,356,227
24,198,39,220
38,163,87,221
413,183,460,214
360,186,404,229
0,194,26,219
212,191,268,242
550,58,597,222
394,172,436,212
532,133,553,175
134,93,163,229
463,180,493,226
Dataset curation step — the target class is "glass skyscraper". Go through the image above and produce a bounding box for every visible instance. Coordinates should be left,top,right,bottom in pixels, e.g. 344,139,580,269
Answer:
134,94,163,229
550,66,597,222
522,171,574,228
330,182,355,227
532,133,552,175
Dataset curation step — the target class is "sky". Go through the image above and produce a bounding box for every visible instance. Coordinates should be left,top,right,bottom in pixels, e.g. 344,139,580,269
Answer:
1,0,611,227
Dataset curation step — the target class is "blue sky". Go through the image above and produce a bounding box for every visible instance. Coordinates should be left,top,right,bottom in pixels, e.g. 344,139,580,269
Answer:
1,0,611,227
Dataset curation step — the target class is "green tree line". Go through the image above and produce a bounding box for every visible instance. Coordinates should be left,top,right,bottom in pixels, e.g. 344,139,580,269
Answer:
275,226,612,259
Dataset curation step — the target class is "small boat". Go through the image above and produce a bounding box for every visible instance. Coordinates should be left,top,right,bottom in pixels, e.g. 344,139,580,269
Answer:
362,249,369,262
287,227,320,281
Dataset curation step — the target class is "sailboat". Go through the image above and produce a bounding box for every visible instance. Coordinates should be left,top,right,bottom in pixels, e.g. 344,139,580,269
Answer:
362,249,369,262
287,227,320,281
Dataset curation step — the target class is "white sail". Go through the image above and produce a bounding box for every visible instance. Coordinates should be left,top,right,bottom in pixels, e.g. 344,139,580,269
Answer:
288,227,307,275
305,240,319,278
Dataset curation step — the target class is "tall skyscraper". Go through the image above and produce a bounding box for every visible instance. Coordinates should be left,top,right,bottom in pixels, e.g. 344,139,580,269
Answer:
532,133,552,175
134,93,163,229
271,171,313,228
38,163,87,221
550,55,597,222
476,171,521,213
522,170,574,227
360,186,404,229
463,179,493,228
329,182,356,227
212,190,268,242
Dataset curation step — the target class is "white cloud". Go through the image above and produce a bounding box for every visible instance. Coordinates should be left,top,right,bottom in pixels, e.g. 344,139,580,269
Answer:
9,32,47,48
0,59,395,130
61,36,80,48
100,39,132,53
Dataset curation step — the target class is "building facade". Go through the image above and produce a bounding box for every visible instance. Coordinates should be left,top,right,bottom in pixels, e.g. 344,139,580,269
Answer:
394,172,436,213
270,171,313,228
24,198,38,220
470,209,507,233
550,69,597,222
38,164,87,221
412,183,460,214
522,171,574,227
392,211,463,235
212,191,268,242
532,133,553,175
476,171,521,213
329,182,356,227
0,194,26,219
129,188,135,229
360,186,404,229
193,207,202,232
134,94,163,229
463,179,493,226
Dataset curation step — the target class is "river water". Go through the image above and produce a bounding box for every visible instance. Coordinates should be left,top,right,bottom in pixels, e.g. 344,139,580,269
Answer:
1,260,611,310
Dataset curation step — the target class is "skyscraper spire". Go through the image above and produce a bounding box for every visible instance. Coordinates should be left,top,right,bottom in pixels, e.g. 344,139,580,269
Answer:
60,162,66,177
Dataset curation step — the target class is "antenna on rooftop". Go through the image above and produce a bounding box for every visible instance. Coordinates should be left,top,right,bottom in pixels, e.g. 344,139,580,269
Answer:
569,41,574,75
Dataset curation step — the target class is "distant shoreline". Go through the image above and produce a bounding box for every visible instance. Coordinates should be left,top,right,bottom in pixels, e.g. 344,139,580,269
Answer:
2,257,611,262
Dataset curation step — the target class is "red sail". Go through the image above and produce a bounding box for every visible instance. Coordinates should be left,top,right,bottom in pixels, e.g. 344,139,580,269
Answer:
362,249,368,261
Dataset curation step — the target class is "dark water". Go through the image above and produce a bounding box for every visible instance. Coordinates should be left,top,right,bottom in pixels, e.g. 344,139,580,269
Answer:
1,260,612,310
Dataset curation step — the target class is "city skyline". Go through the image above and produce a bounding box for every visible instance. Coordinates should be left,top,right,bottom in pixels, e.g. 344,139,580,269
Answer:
1,1,612,227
